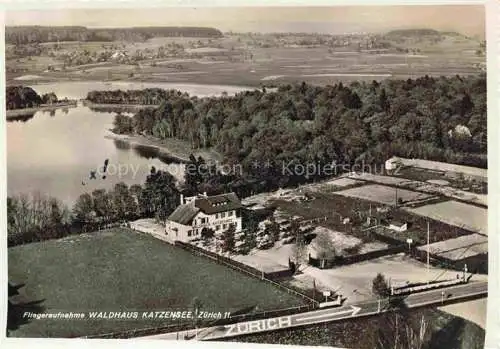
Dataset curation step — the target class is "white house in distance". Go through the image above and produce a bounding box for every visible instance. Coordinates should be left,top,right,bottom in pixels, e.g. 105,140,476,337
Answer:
385,156,403,172
388,220,408,232
165,192,243,242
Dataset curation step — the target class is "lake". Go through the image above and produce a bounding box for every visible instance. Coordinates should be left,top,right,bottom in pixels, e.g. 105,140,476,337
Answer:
7,81,252,206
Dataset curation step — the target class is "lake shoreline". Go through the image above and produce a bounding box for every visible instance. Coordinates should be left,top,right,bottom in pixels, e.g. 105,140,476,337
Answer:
6,101,78,118
104,131,223,164
82,100,157,112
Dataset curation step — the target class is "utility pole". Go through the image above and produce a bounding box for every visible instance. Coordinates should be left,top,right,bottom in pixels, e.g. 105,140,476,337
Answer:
427,220,430,284
313,280,316,301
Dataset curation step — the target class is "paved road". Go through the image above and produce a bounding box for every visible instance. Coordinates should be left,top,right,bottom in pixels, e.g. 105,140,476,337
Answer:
143,281,487,341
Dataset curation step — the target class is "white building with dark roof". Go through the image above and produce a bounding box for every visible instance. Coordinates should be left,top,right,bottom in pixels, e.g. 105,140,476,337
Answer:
165,192,243,242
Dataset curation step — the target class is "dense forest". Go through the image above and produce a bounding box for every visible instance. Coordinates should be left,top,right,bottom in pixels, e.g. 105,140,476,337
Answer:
6,26,223,45
89,74,487,194
6,86,62,110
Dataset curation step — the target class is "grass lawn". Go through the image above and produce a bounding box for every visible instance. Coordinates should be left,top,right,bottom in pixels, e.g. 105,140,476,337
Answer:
8,228,304,338
336,184,432,205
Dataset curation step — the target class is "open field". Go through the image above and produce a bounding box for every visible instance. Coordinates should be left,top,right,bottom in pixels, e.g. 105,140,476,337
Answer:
8,228,304,337
336,184,433,205
398,167,487,195
308,226,388,259
439,298,487,329
406,201,488,236
418,234,488,261
306,177,365,193
398,157,487,181
348,172,487,206
288,253,486,304
6,32,484,87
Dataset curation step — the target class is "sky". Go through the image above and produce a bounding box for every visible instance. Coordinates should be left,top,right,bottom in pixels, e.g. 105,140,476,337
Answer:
5,5,485,38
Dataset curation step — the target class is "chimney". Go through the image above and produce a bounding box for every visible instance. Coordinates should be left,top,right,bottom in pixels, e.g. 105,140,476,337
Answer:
180,194,184,205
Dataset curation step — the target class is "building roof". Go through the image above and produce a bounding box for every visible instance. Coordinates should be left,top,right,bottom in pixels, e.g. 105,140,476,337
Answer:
167,192,243,225
195,192,243,214
167,202,200,225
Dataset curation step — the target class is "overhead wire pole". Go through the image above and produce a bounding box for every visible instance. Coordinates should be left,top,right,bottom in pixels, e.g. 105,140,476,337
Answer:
427,219,430,284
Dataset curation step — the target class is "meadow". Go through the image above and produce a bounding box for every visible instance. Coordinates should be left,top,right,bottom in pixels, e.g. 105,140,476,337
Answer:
406,200,488,236
8,228,304,337
336,184,433,205
6,31,484,87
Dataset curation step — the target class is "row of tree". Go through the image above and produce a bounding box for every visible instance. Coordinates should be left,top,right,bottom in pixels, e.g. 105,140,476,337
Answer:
6,86,61,110
8,167,179,246
73,167,179,226
6,26,223,45
7,193,71,246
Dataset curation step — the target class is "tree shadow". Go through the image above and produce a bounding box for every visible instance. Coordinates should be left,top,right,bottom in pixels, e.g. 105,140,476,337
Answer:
7,282,46,336
385,295,410,312
426,317,465,349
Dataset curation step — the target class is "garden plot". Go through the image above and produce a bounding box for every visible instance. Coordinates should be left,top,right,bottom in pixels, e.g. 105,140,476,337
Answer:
413,183,487,206
348,172,417,186
336,184,432,205
308,226,388,259
233,243,295,274
398,158,487,181
348,172,487,206
417,233,488,261
306,177,365,193
324,177,364,187
242,188,307,207
406,201,488,236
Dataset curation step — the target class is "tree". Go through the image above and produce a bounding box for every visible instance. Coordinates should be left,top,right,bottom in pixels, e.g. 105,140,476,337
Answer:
48,198,64,230
113,113,134,134
110,182,137,221
265,217,280,243
190,297,203,329
41,92,58,104
221,224,236,253
372,273,390,298
92,189,112,225
291,219,307,272
73,193,95,224
201,227,215,246
313,232,337,259
243,229,257,252
143,167,180,221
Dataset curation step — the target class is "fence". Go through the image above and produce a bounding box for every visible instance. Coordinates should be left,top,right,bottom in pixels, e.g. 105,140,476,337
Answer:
309,244,408,269
175,241,320,305
367,228,412,246
411,248,487,275
391,278,466,296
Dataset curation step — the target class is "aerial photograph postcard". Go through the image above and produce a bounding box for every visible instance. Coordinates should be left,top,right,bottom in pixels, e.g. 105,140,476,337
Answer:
5,4,488,349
